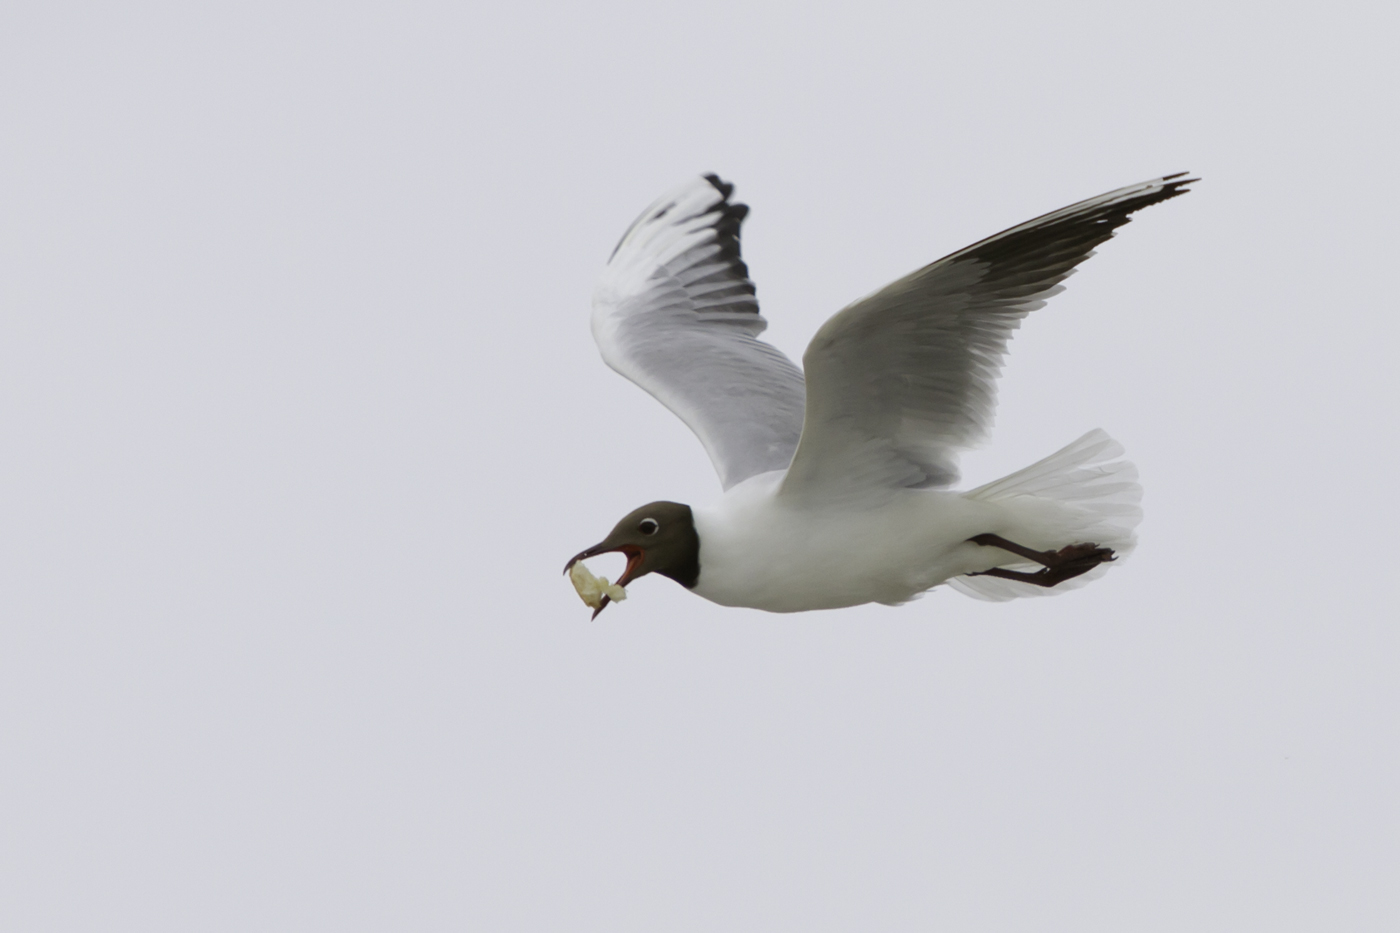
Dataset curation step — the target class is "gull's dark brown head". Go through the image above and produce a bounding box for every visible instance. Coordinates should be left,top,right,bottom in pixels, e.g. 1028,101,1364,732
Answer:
564,501,700,618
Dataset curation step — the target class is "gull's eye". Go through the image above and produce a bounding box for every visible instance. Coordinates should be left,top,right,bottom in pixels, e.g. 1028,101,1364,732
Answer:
638,518,659,535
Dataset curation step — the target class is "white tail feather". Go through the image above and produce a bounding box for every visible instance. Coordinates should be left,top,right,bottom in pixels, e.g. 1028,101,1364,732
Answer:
948,429,1143,602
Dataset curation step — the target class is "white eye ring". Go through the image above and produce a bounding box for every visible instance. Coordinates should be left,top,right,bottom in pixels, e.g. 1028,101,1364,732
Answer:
638,518,659,535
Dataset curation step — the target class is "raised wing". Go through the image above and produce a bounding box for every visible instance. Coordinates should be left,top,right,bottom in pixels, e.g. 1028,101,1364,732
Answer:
780,173,1195,500
592,175,806,490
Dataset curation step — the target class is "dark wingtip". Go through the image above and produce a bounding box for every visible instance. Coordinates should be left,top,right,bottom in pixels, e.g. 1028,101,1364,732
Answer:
1158,172,1199,197
1113,172,1198,219
702,173,734,199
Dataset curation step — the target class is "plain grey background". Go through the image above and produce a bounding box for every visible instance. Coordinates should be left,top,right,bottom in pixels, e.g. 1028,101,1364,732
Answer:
2,1,1396,930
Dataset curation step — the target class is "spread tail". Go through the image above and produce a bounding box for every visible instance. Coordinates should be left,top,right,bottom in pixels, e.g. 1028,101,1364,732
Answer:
948,429,1143,602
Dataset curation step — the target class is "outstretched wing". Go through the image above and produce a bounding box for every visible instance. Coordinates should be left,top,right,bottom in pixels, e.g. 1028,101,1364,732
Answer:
592,175,806,490
780,173,1195,500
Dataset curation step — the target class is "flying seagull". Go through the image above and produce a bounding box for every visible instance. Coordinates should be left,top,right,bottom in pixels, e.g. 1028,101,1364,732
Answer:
565,173,1193,616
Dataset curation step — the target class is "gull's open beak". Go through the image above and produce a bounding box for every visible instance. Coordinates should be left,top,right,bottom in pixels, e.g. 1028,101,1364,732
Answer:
563,543,645,619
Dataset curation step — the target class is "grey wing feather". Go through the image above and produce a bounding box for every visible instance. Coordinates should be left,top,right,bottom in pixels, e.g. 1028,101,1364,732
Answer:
781,173,1196,499
591,175,806,490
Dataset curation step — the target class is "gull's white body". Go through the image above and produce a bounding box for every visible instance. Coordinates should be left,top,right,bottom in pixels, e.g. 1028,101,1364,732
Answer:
692,429,1140,610
584,173,1188,612
693,474,1000,611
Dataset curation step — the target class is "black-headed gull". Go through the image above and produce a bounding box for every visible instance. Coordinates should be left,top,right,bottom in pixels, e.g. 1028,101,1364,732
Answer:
566,174,1193,616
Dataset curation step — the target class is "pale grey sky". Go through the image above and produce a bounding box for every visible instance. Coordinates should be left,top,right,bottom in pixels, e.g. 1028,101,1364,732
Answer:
1,2,1396,930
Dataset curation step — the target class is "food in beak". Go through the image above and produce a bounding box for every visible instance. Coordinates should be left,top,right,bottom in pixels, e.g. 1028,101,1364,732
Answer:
568,561,627,611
